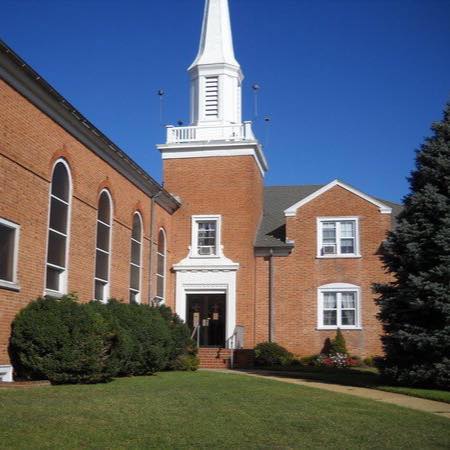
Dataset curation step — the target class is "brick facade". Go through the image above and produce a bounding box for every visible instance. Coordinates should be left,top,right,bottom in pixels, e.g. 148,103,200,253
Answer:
0,78,175,367
254,185,391,357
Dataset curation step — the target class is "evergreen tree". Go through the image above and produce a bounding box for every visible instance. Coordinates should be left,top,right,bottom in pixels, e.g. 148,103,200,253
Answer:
374,103,450,389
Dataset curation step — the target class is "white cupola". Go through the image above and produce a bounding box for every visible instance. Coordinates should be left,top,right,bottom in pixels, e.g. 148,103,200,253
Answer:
188,0,243,126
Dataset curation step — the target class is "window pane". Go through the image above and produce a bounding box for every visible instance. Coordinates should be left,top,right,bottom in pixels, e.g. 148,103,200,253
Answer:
49,197,68,233
341,292,356,308
96,222,110,252
341,310,356,326
322,222,336,243
156,275,164,298
95,279,105,301
98,192,111,224
323,292,337,309
157,230,165,254
130,265,140,290
47,230,66,267
323,310,337,326
340,221,355,238
0,225,14,282
95,250,109,281
131,241,141,266
51,163,70,201
46,266,60,291
132,214,142,241
157,253,165,275
340,238,355,254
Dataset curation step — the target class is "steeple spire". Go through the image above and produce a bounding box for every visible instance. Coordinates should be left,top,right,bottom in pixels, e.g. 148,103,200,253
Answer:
189,0,240,69
188,0,243,126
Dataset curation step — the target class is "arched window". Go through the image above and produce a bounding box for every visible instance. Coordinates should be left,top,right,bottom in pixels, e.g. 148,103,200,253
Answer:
45,159,71,294
129,212,143,303
155,228,166,303
94,190,112,302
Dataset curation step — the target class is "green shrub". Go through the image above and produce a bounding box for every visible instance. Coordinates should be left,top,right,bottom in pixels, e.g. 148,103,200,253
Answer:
254,342,293,367
96,300,172,376
157,304,197,369
363,356,375,367
329,329,348,355
300,354,320,366
10,295,114,384
170,354,200,371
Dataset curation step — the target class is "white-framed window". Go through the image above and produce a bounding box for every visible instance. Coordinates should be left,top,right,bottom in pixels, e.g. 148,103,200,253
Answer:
191,215,221,257
318,283,361,329
317,217,360,257
0,218,20,290
155,228,166,304
45,159,72,296
129,212,143,304
94,190,113,302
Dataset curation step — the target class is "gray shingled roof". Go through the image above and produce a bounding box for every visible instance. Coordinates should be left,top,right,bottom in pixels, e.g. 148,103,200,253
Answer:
255,185,402,248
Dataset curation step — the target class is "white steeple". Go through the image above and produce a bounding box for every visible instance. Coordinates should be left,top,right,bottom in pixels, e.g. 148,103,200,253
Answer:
188,0,243,126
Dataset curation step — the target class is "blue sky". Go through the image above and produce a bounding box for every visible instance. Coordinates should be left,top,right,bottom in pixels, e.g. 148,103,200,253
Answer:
3,0,450,202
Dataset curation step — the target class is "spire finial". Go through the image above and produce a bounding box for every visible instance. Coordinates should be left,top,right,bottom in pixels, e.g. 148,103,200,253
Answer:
189,0,239,70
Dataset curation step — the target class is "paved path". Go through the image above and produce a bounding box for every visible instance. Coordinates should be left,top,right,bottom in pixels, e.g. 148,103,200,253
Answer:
204,369,450,419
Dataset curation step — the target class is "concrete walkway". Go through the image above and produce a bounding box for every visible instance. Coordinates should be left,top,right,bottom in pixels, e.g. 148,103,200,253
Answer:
204,368,450,419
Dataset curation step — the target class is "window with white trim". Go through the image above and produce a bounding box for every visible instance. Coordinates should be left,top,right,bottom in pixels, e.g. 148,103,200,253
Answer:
318,285,360,329
155,229,166,303
0,218,20,289
129,213,142,303
94,190,112,302
191,216,220,257
318,218,359,257
45,160,71,295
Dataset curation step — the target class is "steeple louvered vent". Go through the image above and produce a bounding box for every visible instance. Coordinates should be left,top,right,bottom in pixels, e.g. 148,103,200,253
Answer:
205,76,219,118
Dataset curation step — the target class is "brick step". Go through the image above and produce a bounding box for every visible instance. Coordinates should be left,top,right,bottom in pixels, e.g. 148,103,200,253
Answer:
198,348,232,369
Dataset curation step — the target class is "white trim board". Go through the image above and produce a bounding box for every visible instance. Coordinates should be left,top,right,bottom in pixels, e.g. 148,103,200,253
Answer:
284,180,392,217
158,143,268,177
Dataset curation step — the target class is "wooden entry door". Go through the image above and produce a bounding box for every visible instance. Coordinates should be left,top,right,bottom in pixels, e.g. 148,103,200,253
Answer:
187,294,226,347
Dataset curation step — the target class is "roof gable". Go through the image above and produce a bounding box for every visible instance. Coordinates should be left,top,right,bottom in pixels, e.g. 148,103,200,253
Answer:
283,180,392,217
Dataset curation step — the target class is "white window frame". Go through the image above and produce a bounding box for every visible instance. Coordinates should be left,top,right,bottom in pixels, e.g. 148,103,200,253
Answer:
191,215,221,258
44,158,72,297
129,212,143,304
317,217,360,258
93,189,113,303
317,283,361,330
155,227,166,304
0,218,20,291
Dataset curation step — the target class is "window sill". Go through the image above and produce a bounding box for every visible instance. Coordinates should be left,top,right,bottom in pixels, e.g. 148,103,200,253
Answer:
316,327,362,331
44,289,65,298
0,280,20,292
316,254,362,259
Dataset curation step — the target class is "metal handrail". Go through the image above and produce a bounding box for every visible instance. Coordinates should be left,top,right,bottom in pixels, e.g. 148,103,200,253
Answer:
191,325,201,347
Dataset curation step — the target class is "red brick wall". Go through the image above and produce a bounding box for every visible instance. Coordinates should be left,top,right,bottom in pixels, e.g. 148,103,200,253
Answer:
255,185,392,357
163,155,264,347
0,79,173,365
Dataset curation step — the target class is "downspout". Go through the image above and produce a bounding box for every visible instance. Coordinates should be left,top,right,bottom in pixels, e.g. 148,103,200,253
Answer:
148,190,163,305
268,249,275,342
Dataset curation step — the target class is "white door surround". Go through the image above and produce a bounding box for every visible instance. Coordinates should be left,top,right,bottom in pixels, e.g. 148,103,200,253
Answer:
173,253,239,344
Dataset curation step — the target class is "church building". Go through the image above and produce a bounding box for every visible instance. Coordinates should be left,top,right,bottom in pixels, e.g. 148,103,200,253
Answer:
0,0,400,380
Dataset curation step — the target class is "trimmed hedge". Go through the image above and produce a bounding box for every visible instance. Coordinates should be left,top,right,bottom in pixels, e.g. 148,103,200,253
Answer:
254,342,293,367
10,295,114,384
10,295,196,384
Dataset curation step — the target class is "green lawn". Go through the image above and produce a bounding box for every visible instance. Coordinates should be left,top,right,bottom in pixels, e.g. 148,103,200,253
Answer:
256,365,450,404
1,372,449,449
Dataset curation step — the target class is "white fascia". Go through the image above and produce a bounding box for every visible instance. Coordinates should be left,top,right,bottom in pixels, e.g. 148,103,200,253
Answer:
284,179,392,217
158,141,268,177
